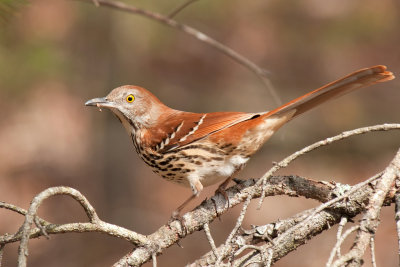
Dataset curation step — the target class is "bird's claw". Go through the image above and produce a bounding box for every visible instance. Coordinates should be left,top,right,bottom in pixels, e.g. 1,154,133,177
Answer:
168,211,187,236
215,186,230,209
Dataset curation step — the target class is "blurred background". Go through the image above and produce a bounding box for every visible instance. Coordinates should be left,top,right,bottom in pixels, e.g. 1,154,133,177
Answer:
1,0,399,266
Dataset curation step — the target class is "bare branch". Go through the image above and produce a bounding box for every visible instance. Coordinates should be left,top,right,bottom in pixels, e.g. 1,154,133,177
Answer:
75,0,280,103
193,168,394,266
17,187,95,267
192,178,335,266
15,186,146,267
114,175,341,266
1,191,148,248
1,175,333,265
230,175,380,266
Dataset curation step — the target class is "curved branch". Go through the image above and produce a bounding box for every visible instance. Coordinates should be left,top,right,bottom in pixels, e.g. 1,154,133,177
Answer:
0,191,150,248
15,186,146,267
17,187,99,267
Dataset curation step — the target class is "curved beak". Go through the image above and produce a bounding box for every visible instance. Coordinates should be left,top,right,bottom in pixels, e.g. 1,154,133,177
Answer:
85,97,114,108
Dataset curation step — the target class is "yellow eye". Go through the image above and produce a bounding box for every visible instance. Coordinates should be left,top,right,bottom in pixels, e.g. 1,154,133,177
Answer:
126,94,135,103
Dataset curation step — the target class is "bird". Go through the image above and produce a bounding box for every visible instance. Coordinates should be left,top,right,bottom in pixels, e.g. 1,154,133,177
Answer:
85,65,394,218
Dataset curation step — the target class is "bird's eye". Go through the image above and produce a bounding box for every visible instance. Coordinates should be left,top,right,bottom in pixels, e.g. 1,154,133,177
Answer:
126,94,135,103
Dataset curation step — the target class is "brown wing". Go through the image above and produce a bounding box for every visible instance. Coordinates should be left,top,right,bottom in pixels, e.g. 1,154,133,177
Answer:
142,110,258,153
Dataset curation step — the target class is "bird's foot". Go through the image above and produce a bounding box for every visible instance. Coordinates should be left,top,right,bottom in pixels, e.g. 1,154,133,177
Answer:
168,210,187,236
215,185,230,209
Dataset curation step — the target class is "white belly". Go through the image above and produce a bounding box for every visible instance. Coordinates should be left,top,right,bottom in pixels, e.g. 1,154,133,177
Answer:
193,154,249,187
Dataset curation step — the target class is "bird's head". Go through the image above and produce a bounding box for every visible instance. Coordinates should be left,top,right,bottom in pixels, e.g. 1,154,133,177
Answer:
85,85,168,131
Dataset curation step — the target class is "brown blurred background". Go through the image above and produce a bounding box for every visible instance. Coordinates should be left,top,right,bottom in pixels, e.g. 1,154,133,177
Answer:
1,0,399,266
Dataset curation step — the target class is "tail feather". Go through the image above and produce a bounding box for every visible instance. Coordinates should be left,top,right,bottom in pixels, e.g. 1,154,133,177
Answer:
264,65,394,120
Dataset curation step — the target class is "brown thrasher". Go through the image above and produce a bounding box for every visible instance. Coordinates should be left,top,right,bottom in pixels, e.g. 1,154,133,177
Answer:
86,65,394,217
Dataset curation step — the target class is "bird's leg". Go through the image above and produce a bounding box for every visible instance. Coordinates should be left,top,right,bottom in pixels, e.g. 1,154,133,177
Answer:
169,179,203,232
215,176,233,206
215,169,242,208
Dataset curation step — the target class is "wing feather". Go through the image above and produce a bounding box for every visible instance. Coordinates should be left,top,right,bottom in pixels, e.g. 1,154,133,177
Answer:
142,111,258,153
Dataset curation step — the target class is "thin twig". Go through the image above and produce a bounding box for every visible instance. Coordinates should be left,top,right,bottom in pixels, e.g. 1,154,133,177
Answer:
326,226,359,267
265,248,273,267
76,0,279,103
0,244,4,267
15,186,148,267
168,0,199,18
216,196,252,264
0,202,49,226
152,253,157,267
33,216,49,239
395,191,400,265
336,217,348,258
370,236,377,267
203,223,219,260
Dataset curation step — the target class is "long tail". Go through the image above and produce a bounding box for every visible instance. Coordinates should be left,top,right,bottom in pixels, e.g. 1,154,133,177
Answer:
264,65,394,120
